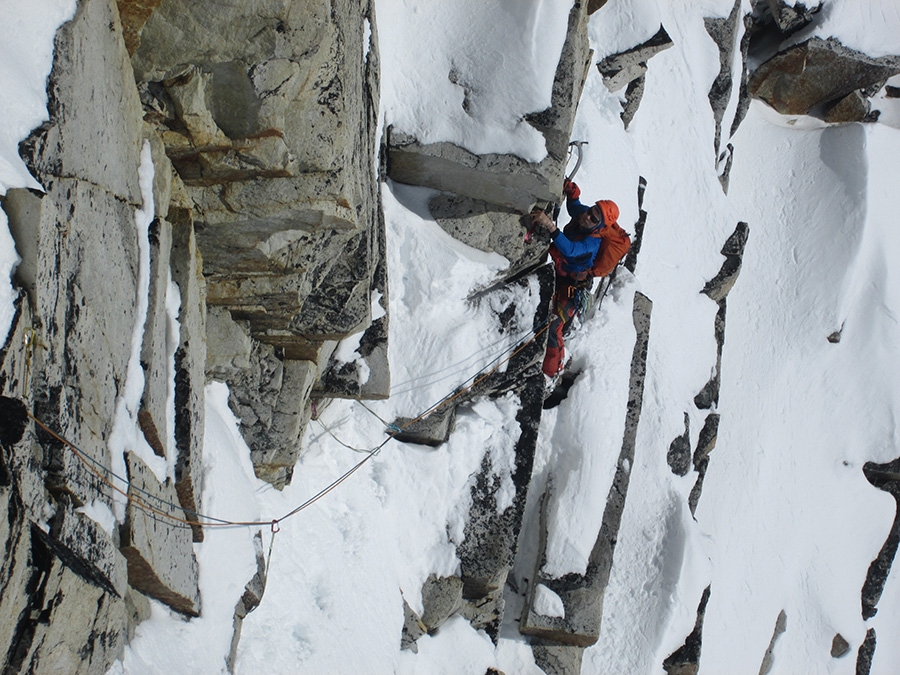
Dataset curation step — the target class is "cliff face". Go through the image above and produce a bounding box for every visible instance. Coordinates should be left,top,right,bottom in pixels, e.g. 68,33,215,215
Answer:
0,0,582,668
0,0,385,669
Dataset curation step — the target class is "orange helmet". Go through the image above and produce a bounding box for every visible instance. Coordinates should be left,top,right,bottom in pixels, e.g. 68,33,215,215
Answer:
596,200,619,226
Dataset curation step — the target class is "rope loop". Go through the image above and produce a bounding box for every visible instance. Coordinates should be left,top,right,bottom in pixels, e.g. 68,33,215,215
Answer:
18,317,550,532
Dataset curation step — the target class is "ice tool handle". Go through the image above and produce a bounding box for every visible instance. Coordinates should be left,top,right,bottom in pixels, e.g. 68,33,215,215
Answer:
524,140,588,243
566,140,587,183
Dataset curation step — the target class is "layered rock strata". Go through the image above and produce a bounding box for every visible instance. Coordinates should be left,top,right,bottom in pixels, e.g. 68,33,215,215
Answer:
1,0,384,670
131,0,387,481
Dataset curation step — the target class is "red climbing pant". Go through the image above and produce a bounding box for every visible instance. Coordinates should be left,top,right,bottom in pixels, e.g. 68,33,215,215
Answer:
542,278,589,377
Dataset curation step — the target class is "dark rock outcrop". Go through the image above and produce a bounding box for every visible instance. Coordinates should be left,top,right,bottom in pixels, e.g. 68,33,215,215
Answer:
624,176,648,274
730,14,754,140
759,0,820,37
861,459,900,621
597,25,673,93
662,586,711,675
695,222,749,411
688,414,720,516
0,396,28,445
227,531,269,673
831,632,850,659
857,628,876,675
824,91,873,124
758,609,787,675
705,0,743,159
667,413,692,477
750,37,900,118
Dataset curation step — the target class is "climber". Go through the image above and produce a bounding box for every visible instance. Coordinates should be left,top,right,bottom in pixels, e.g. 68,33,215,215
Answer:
529,179,621,379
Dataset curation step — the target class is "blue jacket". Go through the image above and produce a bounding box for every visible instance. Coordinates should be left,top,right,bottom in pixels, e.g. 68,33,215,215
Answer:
549,196,602,279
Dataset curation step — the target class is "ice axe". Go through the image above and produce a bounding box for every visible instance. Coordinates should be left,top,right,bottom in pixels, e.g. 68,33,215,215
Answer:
525,140,588,243
566,140,588,183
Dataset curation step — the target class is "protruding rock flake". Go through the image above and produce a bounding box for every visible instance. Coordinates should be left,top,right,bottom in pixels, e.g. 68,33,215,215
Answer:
520,292,652,647
597,25,673,94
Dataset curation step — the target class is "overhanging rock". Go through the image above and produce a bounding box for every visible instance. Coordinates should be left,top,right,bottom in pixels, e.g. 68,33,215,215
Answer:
130,0,388,486
133,0,385,371
388,131,560,214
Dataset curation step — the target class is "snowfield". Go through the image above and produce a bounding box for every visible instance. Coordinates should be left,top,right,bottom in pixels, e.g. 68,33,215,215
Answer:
2,0,900,673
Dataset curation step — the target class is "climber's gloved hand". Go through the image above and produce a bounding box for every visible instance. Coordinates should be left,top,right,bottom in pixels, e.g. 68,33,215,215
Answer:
563,179,581,200
530,208,555,233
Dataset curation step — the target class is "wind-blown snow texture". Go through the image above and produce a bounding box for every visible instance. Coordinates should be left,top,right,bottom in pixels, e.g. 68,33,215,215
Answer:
2,1,900,674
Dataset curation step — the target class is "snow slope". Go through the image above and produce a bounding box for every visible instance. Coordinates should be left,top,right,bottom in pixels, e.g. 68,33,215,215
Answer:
2,0,900,674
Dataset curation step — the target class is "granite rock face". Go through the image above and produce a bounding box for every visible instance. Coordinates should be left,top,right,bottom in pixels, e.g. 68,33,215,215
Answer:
2,0,384,669
131,0,389,476
7,0,869,670
5,9,159,673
